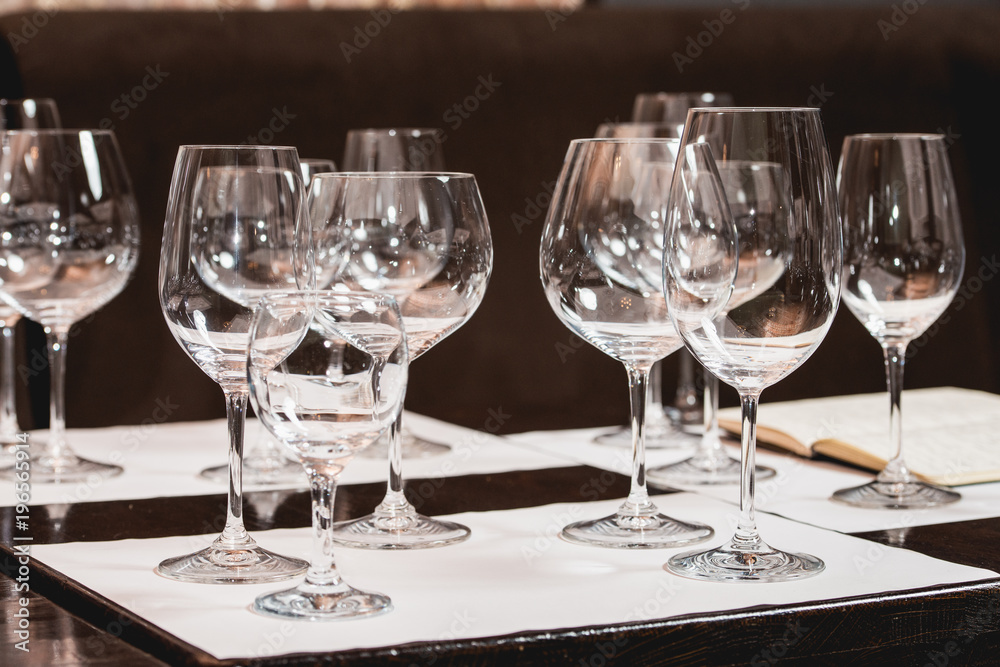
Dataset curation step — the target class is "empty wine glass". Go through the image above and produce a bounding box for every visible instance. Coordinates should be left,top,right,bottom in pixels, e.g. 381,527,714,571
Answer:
342,128,445,172
341,128,451,459
540,137,716,549
157,146,310,583
300,158,337,184
0,129,138,483
310,172,492,549
0,99,61,460
663,108,842,581
831,134,964,509
633,92,735,432
649,162,782,486
249,291,408,620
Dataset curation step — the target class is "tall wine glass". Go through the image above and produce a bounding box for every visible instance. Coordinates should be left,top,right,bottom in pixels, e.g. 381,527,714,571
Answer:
342,128,445,172
633,92,734,431
342,128,450,459
0,99,61,460
540,137,715,549
0,129,138,483
831,134,964,508
249,291,408,620
648,162,782,486
663,108,842,581
157,146,310,583
310,172,492,549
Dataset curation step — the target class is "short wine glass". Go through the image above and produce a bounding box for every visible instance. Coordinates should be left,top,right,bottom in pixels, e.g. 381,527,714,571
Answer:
0,129,138,483
0,99,61,461
663,108,842,581
300,158,337,184
157,146,310,583
342,128,445,172
310,172,492,549
831,134,964,509
249,291,408,620
649,161,783,486
540,137,716,549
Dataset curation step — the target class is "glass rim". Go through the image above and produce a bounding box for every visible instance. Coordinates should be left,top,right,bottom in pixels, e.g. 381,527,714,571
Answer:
345,127,444,136
177,144,299,151
844,132,947,141
634,91,733,99
258,289,399,307
311,171,475,180
687,107,821,113
0,128,115,136
569,137,681,145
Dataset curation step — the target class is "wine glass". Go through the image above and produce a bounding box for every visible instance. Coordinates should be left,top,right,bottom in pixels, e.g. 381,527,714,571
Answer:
0,99,61,460
248,291,408,620
0,129,138,483
633,92,734,432
342,128,445,172
539,137,715,549
648,162,782,486
310,172,492,549
157,146,310,583
300,158,337,184
663,108,842,581
831,134,964,508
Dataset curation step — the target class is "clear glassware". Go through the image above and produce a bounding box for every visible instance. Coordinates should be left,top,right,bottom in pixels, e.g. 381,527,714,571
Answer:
341,128,451,459
831,134,964,509
0,129,138,483
663,108,842,581
157,146,310,583
649,161,784,486
0,98,62,459
310,172,492,549
539,137,717,549
632,92,735,432
300,158,337,184
248,291,408,620
342,128,445,172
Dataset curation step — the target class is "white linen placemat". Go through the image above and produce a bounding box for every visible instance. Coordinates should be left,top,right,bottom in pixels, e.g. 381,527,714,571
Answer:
28,493,998,660
508,427,1000,533
3,413,569,507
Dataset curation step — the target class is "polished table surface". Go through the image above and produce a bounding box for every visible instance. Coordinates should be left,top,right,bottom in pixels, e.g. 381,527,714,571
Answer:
2,462,1000,666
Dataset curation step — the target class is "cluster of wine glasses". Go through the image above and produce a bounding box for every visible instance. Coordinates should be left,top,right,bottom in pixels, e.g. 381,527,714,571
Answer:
154,132,491,619
0,99,141,483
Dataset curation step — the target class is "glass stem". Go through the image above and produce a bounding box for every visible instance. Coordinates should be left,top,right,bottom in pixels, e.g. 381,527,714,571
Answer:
217,388,252,549
0,322,20,443
303,469,343,590
733,390,763,549
674,349,697,414
696,370,724,460
375,411,413,516
45,328,71,461
649,360,664,416
878,342,912,484
621,362,656,517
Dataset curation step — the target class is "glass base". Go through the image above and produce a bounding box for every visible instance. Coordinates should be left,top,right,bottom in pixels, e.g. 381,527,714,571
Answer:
560,510,713,549
253,583,392,621
831,479,961,509
593,422,700,450
200,455,305,486
156,539,308,584
0,450,123,484
358,429,450,459
666,537,825,582
648,455,776,487
332,512,470,550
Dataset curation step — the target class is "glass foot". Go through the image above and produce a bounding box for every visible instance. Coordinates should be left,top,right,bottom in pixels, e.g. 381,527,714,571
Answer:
200,455,305,486
560,510,713,549
593,423,700,450
156,538,308,584
253,583,392,621
666,537,824,582
0,450,122,484
831,479,961,509
358,429,450,459
648,455,776,487
332,512,470,550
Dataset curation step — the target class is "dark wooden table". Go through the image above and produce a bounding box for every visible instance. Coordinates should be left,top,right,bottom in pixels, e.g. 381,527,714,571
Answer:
3,465,1000,666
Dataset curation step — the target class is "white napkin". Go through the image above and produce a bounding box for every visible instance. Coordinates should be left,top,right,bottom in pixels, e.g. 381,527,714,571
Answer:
30,493,998,660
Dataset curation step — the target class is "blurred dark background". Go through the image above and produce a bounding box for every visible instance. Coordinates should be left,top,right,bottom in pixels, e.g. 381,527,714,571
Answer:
0,5,997,434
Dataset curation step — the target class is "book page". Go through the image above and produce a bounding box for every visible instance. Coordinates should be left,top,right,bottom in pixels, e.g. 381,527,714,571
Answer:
721,387,1000,485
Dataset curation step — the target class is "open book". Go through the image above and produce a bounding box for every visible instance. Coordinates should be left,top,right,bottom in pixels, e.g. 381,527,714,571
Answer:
717,387,1000,486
